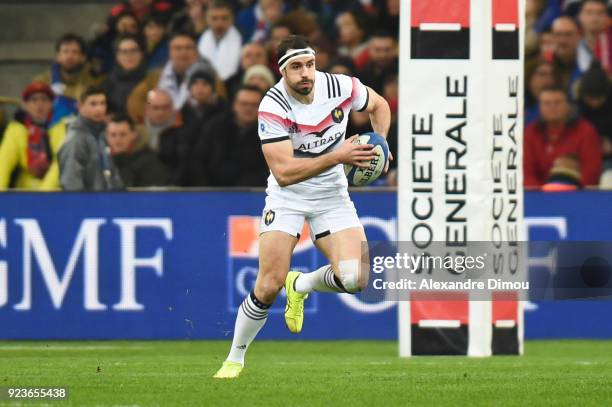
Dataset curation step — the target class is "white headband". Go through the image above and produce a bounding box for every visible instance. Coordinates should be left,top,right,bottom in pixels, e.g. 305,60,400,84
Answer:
278,48,316,71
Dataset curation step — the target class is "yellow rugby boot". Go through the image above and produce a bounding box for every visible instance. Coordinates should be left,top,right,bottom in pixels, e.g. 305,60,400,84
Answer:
213,361,243,379
284,271,309,334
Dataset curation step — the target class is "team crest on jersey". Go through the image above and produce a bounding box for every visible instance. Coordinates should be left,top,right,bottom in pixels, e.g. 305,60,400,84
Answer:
264,210,275,226
331,107,344,123
260,122,266,133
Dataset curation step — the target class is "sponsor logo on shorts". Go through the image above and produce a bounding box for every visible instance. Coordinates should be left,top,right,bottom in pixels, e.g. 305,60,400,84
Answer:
264,210,275,226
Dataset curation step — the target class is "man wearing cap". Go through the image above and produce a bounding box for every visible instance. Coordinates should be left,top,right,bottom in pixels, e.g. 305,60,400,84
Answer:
242,64,275,93
181,70,228,129
0,82,66,190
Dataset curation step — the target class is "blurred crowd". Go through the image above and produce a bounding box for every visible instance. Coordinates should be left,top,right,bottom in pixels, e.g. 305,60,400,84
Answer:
0,0,399,191
0,0,610,191
525,0,612,189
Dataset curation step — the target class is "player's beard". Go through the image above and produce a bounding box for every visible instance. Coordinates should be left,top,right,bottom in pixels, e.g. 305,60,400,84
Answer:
290,78,314,95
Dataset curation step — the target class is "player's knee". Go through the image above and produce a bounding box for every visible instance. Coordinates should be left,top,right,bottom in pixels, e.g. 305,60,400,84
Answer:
256,273,285,302
338,259,365,294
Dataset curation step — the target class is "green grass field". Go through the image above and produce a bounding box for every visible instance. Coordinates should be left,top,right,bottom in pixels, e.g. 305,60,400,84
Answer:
1,340,611,407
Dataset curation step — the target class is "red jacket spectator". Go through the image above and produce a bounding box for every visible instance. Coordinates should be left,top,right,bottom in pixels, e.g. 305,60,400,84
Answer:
109,0,173,23
524,116,602,187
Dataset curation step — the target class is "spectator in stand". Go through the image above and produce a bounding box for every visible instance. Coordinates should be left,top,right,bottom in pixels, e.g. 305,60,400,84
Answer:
225,42,269,99
106,113,168,187
190,85,268,186
158,31,221,105
186,0,209,37
600,169,612,188
541,154,583,191
0,82,66,190
302,0,363,40
373,0,399,38
102,34,147,115
0,107,7,145
577,0,612,75
170,0,209,37
538,30,557,61
139,89,189,185
237,0,285,43
107,0,173,25
243,64,276,92
58,85,125,191
181,71,231,185
127,31,221,123
328,56,356,76
266,21,292,74
268,21,292,51
90,10,142,76
35,34,102,125
531,0,562,34
524,85,602,187
564,0,588,17
310,39,333,72
525,60,558,125
549,16,587,99
115,11,141,36
578,61,612,169
336,10,369,63
357,30,398,94
143,13,170,70
282,8,319,39
198,0,242,81
526,0,549,60
181,70,228,129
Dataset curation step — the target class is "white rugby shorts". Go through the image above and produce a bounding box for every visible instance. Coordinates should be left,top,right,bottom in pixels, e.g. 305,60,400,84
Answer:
259,192,362,240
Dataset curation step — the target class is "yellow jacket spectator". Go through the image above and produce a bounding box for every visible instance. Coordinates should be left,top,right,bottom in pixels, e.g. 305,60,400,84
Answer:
0,82,66,190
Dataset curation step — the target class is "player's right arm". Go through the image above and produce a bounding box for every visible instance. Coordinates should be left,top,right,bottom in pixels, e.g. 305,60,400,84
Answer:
262,136,377,187
258,96,377,187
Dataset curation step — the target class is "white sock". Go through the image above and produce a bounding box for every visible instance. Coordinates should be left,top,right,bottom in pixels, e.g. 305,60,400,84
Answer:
226,291,270,365
294,265,346,293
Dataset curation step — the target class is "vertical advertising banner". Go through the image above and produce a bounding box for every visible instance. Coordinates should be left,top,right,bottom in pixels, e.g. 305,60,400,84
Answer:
488,0,525,356
398,0,525,356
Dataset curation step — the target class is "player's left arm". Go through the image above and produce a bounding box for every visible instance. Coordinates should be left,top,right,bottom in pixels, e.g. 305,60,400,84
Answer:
362,86,393,170
361,86,391,137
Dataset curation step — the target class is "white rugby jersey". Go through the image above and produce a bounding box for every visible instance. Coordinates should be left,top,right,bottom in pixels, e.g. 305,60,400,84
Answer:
258,70,369,199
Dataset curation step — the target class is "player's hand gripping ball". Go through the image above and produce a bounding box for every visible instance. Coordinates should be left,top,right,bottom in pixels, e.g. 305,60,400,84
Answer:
344,132,389,186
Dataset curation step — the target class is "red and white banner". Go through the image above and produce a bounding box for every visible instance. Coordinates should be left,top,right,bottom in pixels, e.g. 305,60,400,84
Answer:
398,0,525,356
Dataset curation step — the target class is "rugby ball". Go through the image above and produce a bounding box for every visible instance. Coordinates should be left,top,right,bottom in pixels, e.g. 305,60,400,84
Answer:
344,132,389,186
